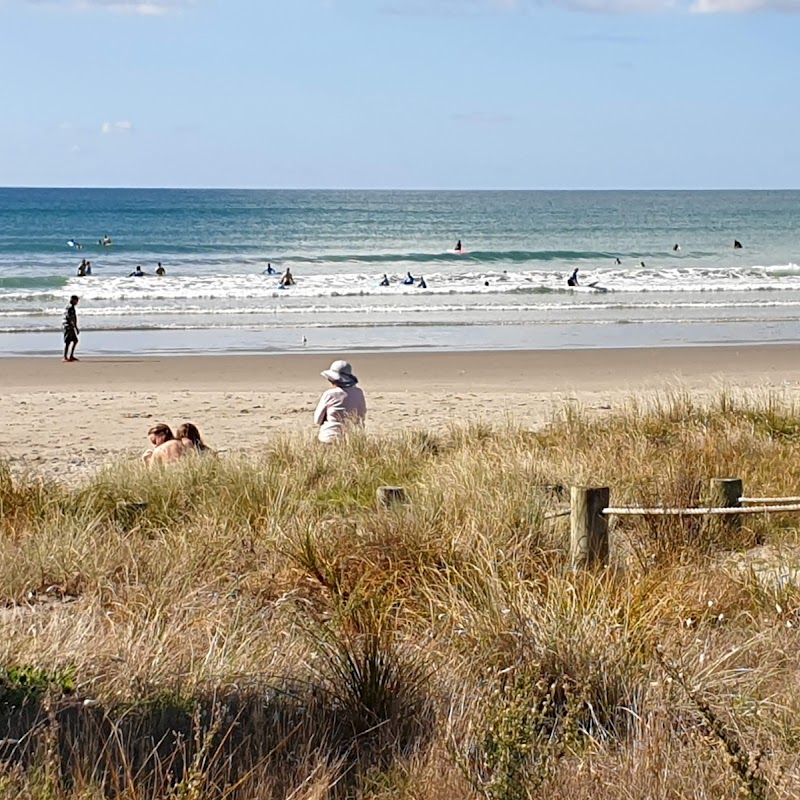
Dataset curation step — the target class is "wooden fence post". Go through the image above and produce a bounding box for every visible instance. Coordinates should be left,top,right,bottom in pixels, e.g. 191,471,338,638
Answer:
570,486,610,568
377,486,407,509
707,477,743,536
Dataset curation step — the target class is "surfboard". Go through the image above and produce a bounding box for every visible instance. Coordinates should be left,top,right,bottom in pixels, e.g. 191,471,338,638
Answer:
447,249,470,255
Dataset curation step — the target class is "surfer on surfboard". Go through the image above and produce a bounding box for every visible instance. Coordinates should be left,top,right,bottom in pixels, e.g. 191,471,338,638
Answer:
455,239,462,252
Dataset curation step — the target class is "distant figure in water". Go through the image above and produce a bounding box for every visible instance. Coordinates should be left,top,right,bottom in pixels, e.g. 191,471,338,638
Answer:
402,272,415,285
85,261,92,275
100,234,112,247
614,257,622,265
280,268,295,287
264,263,277,275
379,274,390,287
77,259,88,277
455,239,462,252
640,261,646,268
567,268,579,287
417,277,427,289
129,265,145,277
673,244,680,252
734,239,743,249
155,262,166,276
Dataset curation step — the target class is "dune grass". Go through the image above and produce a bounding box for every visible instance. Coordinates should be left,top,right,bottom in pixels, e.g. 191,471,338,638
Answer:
1,391,800,798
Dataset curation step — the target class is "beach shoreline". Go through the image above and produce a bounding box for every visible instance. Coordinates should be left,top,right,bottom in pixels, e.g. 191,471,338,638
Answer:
2,343,800,482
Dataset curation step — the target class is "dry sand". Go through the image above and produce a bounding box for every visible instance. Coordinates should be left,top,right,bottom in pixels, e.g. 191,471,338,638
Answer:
2,345,800,481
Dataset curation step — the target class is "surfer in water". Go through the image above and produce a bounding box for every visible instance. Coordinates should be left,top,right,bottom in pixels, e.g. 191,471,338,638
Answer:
614,257,622,265
155,262,166,276
264,263,277,275
417,276,427,289
734,239,743,249
402,272,415,285
455,239,462,252
280,268,295,287
673,244,681,252
77,259,88,277
129,265,146,277
567,268,579,287
379,274,390,287
100,234,113,246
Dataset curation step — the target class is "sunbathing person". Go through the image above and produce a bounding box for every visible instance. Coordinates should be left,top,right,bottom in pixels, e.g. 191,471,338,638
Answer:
142,423,189,466
177,422,211,454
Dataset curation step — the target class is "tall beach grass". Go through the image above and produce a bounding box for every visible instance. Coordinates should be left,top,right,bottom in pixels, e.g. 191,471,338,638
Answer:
1,391,800,798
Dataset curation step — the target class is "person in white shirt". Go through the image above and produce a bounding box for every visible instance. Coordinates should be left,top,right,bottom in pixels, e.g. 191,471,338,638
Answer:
313,360,367,443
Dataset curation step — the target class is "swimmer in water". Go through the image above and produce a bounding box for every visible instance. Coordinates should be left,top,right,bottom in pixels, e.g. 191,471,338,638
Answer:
567,268,579,287
280,268,295,287
129,265,145,277
155,262,166,276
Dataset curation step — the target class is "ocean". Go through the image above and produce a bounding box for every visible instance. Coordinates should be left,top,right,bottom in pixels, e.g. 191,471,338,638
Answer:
1,188,799,356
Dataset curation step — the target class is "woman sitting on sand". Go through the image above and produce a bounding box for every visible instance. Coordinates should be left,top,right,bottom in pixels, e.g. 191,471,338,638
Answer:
313,360,367,443
177,422,211,454
142,423,189,466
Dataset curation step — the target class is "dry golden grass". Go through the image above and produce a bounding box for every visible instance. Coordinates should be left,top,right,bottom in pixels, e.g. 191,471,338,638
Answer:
2,390,800,798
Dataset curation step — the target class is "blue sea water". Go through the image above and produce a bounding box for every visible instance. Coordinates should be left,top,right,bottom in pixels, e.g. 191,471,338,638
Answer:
0,188,799,356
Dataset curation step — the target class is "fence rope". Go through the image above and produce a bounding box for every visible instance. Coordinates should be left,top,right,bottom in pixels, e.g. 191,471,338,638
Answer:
740,496,800,505
603,503,800,517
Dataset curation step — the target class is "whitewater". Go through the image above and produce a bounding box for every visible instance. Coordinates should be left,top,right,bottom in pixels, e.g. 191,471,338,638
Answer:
1,188,799,355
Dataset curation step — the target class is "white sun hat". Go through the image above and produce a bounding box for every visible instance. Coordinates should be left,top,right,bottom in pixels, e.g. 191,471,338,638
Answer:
321,360,358,386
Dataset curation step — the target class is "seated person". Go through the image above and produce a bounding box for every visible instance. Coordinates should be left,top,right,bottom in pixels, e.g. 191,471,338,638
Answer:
177,422,211,454
402,272,415,285
142,423,189,466
314,360,367,443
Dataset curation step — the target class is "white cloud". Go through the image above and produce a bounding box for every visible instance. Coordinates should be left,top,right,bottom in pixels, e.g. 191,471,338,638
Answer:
384,0,797,11
101,120,133,134
22,0,195,14
691,0,800,11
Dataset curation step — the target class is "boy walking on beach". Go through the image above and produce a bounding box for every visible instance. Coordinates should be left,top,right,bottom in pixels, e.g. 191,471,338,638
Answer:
63,295,80,362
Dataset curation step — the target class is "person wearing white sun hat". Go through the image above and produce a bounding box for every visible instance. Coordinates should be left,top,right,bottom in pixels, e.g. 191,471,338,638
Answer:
313,359,367,443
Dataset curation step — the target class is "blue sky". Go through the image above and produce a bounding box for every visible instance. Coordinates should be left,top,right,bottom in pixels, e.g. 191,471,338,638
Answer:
1,0,799,189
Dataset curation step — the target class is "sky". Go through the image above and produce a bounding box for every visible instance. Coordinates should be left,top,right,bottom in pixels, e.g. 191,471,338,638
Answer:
1,0,799,189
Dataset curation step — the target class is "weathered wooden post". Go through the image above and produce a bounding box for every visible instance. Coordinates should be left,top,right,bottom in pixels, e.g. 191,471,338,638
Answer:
570,486,610,568
377,486,407,509
707,477,742,537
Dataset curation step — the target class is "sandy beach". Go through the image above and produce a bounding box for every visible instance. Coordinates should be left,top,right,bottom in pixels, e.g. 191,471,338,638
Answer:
2,344,800,481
